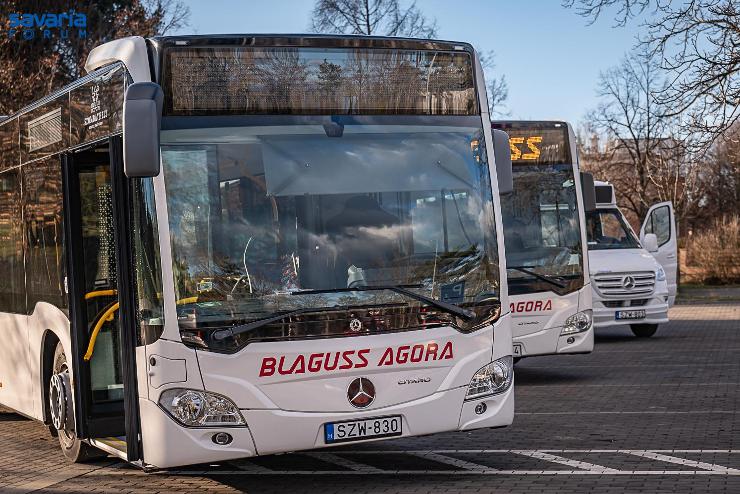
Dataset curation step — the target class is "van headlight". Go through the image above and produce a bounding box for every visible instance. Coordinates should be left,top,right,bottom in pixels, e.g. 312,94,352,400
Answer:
561,309,592,335
656,267,666,281
465,356,513,400
159,388,246,427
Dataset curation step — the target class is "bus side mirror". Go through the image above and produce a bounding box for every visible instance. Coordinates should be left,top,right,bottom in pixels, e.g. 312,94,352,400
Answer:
580,172,596,212
492,129,513,194
123,82,163,178
643,233,659,253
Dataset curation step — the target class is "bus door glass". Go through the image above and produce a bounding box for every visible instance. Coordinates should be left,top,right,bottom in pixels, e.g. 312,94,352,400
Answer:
63,138,140,459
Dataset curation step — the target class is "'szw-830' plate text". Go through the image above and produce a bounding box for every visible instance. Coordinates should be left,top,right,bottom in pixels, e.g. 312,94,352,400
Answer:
324,416,402,444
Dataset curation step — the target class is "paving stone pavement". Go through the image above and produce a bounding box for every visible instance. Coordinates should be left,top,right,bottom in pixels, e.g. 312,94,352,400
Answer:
1,303,738,493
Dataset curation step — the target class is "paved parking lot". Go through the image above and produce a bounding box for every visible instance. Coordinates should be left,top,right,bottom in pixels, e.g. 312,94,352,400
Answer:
2,303,739,493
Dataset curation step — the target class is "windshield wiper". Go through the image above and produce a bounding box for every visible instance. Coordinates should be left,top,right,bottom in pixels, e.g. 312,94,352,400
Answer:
292,285,476,320
211,306,326,341
507,265,567,289
211,285,476,341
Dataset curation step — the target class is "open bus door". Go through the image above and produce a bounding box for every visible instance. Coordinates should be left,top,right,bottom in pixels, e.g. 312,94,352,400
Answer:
640,201,678,307
60,135,142,462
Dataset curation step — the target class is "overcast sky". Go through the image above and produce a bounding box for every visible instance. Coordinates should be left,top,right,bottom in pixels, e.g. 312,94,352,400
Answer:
171,0,644,126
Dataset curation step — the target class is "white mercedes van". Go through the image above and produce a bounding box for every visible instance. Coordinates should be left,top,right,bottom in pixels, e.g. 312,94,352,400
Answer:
586,181,677,337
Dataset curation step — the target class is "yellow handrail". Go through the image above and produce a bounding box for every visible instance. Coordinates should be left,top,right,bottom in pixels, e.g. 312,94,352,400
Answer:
83,302,119,362
176,296,199,305
84,289,117,300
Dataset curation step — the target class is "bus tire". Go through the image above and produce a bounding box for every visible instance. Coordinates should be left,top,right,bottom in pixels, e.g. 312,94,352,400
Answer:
630,324,658,338
51,343,105,462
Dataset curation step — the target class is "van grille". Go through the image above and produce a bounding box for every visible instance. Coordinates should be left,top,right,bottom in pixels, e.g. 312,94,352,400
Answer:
594,271,656,298
602,299,650,308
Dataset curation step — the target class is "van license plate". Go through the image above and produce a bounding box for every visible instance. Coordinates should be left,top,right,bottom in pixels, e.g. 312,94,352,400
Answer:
616,310,646,320
324,415,402,444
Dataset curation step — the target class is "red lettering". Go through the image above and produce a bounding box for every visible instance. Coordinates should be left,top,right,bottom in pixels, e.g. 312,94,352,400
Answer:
324,352,340,371
259,357,276,377
277,356,291,375
509,303,515,313
525,301,533,311
339,350,355,370
440,341,454,360
544,300,552,310
534,300,543,311
288,355,305,374
308,353,323,373
516,301,525,312
410,344,424,363
396,345,410,364
425,343,439,361
356,349,370,367
378,347,394,366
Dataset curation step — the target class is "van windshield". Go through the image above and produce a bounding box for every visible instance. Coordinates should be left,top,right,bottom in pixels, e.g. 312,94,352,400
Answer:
586,209,641,250
160,116,500,338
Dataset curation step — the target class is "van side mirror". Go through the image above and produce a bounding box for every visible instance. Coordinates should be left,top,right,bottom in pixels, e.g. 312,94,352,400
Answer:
643,233,659,253
123,82,163,178
580,172,596,212
492,129,513,194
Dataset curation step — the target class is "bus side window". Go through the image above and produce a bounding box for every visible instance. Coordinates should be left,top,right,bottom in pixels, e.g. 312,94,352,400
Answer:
23,158,67,311
0,170,25,313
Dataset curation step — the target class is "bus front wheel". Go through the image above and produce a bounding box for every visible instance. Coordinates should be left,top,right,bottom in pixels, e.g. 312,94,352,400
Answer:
50,343,105,462
630,324,658,338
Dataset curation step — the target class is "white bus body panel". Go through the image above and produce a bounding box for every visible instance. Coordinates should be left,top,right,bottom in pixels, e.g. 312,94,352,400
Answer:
0,303,72,422
139,315,513,468
85,36,151,83
509,285,593,357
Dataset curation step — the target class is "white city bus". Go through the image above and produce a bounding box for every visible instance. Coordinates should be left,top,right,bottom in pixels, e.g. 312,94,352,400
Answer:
0,35,515,469
491,121,595,359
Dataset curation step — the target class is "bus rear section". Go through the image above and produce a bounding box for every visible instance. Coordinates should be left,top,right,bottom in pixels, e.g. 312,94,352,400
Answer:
105,36,517,468
492,121,594,359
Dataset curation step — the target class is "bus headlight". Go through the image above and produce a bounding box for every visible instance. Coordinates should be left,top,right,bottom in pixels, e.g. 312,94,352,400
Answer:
465,356,513,400
159,388,246,427
656,267,666,281
561,309,592,335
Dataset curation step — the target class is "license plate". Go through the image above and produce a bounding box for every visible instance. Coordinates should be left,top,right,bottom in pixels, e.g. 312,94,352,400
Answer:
324,415,402,444
616,309,646,320
513,343,523,357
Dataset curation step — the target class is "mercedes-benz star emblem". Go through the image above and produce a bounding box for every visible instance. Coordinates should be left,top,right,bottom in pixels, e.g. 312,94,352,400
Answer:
622,275,636,290
347,377,375,408
349,318,363,332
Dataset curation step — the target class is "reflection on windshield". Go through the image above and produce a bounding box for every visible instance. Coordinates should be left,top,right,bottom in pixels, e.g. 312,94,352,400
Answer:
161,119,499,329
587,209,641,250
502,164,584,294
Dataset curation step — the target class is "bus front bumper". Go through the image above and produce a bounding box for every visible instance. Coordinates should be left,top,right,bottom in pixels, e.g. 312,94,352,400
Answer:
139,384,514,468
513,327,594,357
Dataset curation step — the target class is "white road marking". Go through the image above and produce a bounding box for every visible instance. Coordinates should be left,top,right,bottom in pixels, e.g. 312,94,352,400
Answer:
165,469,740,476
156,450,740,476
623,451,740,473
511,450,620,473
409,451,493,472
302,452,384,473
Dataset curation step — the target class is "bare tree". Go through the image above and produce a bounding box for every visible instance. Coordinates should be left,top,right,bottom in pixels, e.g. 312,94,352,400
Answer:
479,51,509,117
310,0,437,37
563,0,740,146
0,0,190,115
579,50,699,227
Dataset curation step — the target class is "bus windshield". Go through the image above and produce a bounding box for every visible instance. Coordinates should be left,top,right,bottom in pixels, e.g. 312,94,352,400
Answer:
586,208,641,250
161,117,500,344
502,163,584,294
